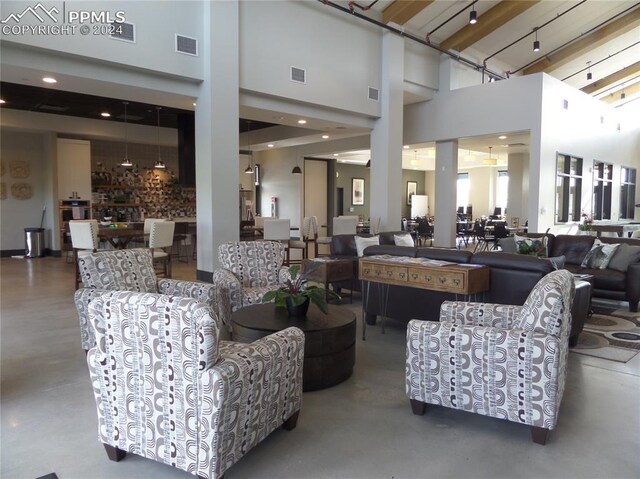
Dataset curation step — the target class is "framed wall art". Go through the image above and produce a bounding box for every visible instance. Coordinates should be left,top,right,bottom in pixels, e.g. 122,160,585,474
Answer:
352,177,364,205
407,181,417,206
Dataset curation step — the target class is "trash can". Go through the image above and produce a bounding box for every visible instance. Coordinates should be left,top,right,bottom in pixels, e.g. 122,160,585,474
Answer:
24,227,45,258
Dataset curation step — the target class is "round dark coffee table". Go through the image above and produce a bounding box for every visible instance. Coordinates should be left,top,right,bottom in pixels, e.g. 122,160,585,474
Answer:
231,303,356,392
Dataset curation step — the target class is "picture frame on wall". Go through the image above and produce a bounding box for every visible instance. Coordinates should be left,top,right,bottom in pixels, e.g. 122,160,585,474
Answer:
352,178,364,205
407,181,417,206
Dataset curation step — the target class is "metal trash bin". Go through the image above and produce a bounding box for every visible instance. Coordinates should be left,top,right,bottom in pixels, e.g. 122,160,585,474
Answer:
24,227,45,258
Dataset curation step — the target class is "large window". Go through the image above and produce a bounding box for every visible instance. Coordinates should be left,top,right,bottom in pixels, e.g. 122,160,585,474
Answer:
496,170,509,212
593,161,612,220
457,172,470,210
620,167,637,219
555,153,583,223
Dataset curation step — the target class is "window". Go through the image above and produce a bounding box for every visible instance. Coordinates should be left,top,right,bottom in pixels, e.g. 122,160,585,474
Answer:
592,161,612,220
620,167,637,219
457,172,470,210
496,170,509,211
555,153,583,223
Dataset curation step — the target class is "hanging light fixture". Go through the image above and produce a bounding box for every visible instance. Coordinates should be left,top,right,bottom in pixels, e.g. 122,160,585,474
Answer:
469,0,477,24
533,28,540,52
586,61,593,81
244,120,253,174
483,146,497,165
121,101,133,167
291,160,302,175
621,90,626,100
154,107,166,169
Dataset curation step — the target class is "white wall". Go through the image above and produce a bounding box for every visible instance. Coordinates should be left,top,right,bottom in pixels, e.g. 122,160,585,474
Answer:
1,131,53,251
239,1,381,118
0,1,204,80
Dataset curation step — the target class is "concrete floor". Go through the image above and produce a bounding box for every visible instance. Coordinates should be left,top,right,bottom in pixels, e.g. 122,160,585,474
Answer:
1,256,639,479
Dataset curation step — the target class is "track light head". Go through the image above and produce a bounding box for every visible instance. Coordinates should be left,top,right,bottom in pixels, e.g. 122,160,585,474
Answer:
587,72,592,80
533,40,540,52
469,9,477,24
621,92,626,100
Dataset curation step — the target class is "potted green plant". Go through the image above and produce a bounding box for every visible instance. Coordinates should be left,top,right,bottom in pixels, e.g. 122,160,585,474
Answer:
262,264,340,317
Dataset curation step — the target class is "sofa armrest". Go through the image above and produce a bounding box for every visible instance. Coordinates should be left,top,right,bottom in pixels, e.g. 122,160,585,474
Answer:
158,278,219,322
198,327,305,479
74,288,112,350
627,263,640,312
212,268,242,328
439,301,522,328
406,319,565,429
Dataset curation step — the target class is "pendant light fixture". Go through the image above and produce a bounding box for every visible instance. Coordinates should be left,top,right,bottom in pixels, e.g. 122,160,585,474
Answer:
121,101,133,167
586,61,593,81
533,28,540,52
469,0,477,24
292,164,302,175
483,146,497,165
244,120,253,174
154,106,166,169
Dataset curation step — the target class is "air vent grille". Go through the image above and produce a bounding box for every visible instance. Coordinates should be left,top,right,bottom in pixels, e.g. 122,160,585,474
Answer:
110,22,135,43
39,104,69,112
176,34,198,56
507,143,526,147
290,66,306,84
368,87,380,102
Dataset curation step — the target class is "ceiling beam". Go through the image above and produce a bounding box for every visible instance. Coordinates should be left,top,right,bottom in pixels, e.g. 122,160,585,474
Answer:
440,1,540,52
599,80,640,104
581,61,640,95
524,8,640,75
382,0,434,25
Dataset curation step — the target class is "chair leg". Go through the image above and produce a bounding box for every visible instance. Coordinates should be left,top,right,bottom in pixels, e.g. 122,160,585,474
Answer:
530,426,549,445
410,399,427,416
104,444,126,462
74,249,80,290
282,410,300,430
166,255,172,278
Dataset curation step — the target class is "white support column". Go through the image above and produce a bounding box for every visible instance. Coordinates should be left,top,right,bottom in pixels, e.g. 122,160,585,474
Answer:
195,0,240,280
507,152,527,226
434,140,458,247
370,29,404,232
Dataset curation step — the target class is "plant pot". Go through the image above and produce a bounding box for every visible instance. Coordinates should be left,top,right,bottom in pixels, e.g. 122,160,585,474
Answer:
286,296,310,318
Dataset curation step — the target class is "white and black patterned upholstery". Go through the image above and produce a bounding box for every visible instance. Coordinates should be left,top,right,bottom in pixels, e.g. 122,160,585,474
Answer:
87,291,304,479
74,248,217,350
406,269,575,444
212,241,290,326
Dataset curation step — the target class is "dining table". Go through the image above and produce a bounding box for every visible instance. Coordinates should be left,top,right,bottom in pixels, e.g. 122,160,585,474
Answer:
98,226,146,249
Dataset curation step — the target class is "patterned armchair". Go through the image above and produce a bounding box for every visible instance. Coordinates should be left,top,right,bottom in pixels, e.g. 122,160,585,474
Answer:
87,291,304,479
213,241,290,326
74,248,217,350
406,269,575,445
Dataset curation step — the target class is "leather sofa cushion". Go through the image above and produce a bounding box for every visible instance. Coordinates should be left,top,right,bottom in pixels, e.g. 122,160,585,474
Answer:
364,245,418,257
379,231,405,245
416,247,472,263
550,235,595,265
331,234,359,256
472,252,555,273
581,267,626,290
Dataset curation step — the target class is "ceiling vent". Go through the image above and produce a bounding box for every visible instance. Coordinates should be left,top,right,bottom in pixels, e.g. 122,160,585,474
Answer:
507,143,526,147
368,87,380,102
110,22,135,43
176,34,198,56
290,66,306,84
39,104,69,112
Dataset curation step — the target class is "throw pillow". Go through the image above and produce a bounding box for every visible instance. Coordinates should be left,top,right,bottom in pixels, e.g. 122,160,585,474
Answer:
607,243,640,272
394,233,414,247
514,234,547,257
580,239,619,269
498,236,517,253
355,235,380,257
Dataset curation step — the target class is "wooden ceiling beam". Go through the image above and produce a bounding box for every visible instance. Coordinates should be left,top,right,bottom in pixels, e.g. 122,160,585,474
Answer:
581,61,640,95
440,1,540,52
382,0,434,25
524,8,640,75
599,79,640,104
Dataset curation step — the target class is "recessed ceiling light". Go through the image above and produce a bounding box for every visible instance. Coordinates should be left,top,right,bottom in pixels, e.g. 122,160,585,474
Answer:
322,135,329,139
0,99,5,104
498,135,507,140
42,77,57,84
192,102,196,107
101,112,111,117
403,145,410,149
333,153,339,157
501,144,509,147
267,144,274,148
297,119,307,124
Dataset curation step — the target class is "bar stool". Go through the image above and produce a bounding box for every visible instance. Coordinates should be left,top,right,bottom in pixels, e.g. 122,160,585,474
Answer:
149,221,175,278
263,218,291,265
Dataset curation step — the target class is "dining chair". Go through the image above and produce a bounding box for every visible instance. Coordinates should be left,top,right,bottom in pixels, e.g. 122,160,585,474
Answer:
314,216,332,257
333,216,358,235
149,220,175,278
370,216,381,235
69,219,101,289
172,221,190,263
254,216,267,239
264,218,292,265
288,216,313,264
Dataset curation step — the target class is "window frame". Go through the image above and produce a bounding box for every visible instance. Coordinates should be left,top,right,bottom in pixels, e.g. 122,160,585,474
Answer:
620,166,637,220
592,160,613,220
555,153,583,224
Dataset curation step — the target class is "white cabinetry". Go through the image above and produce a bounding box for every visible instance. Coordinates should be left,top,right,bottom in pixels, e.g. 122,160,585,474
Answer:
57,138,91,200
